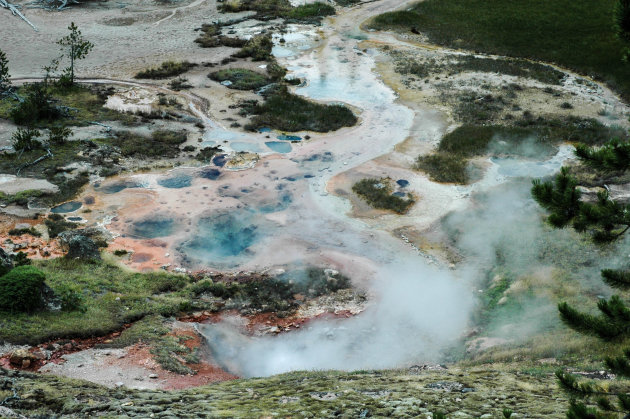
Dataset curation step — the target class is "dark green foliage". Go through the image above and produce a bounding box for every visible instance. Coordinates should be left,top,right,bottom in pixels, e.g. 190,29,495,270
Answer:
0,266,47,313
244,86,357,132
57,22,93,85
10,84,60,125
113,249,128,256
56,283,86,313
614,0,630,58
135,61,195,79
109,130,187,158
601,269,630,289
416,153,469,184
396,55,564,85
333,0,360,6
191,268,351,312
0,49,11,96
194,24,248,48
532,167,582,228
267,61,288,81
285,2,335,19
219,0,335,22
11,128,43,152
45,214,77,238
14,252,31,267
48,126,72,145
367,0,630,100
533,139,630,417
352,178,415,214
575,139,630,172
566,399,599,419
233,34,274,61
195,146,221,162
502,408,513,418
168,78,193,91
209,68,270,90
432,411,446,419
8,227,42,237
556,370,596,395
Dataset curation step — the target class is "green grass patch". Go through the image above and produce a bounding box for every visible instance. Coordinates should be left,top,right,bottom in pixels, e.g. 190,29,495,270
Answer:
352,177,415,214
367,0,630,99
104,315,196,374
396,55,564,85
0,258,192,345
416,153,469,184
242,86,357,132
135,61,195,79
416,120,626,185
233,34,274,61
0,84,133,128
219,0,335,22
209,68,270,90
285,2,335,19
0,260,352,346
106,130,187,158
0,141,92,206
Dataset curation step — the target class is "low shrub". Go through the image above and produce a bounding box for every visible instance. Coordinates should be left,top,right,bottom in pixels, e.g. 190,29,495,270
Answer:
109,130,187,158
209,68,270,90
0,266,47,313
233,34,274,61
244,86,357,132
45,214,77,238
135,61,195,79
416,153,469,184
10,84,61,125
352,178,415,214
11,128,43,153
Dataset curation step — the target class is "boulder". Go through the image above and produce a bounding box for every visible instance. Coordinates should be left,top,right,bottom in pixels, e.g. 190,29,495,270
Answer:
9,348,38,368
0,246,13,275
58,230,101,260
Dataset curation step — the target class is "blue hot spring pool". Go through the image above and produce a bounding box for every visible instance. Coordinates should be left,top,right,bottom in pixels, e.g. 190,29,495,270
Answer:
158,174,193,189
178,210,266,268
51,201,82,214
130,217,176,239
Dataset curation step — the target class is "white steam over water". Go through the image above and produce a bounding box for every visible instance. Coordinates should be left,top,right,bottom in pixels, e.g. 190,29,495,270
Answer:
198,262,473,377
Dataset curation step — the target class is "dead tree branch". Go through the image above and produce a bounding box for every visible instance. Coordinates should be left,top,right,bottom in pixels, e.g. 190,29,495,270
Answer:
0,0,38,31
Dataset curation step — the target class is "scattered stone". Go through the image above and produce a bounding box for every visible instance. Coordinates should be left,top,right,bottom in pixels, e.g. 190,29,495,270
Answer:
426,381,466,392
0,406,26,419
114,381,125,388
149,374,159,379
310,392,338,401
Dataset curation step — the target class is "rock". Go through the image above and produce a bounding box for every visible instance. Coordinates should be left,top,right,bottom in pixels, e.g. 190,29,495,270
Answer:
114,381,125,388
9,348,38,368
0,246,13,274
149,374,158,379
58,230,101,260
0,406,26,418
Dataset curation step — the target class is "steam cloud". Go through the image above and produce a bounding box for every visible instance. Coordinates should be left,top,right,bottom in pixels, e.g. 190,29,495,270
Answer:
198,261,474,377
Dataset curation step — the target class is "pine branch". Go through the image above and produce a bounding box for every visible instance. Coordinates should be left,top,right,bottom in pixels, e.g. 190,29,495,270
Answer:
601,269,630,290
575,140,630,173
557,370,597,395
605,349,630,377
618,393,630,411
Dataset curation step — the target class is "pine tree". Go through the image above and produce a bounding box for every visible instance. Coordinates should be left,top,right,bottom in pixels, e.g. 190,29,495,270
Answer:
532,138,630,417
0,49,12,96
615,0,630,61
57,22,93,86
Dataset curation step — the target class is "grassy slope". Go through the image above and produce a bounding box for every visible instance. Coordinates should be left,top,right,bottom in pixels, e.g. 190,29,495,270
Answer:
0,365,571,417
368,0,630,99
